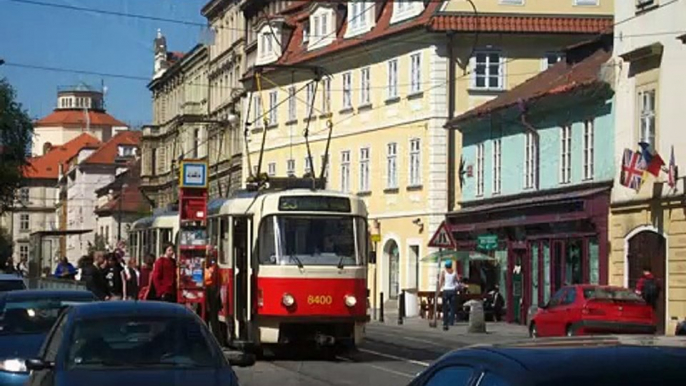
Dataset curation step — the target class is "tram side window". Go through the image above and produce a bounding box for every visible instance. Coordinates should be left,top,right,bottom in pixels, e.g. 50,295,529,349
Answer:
259,218,276,265
220,218,230,265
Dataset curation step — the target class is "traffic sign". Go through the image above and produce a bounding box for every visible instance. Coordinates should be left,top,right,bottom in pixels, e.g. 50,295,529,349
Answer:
428,221,456,248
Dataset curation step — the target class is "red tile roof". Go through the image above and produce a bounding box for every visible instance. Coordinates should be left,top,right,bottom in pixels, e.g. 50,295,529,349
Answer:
95,183,147,215
428,14,613,34
23,133,101,179
81,130,141,165
35,110,128,127
447,43,612,127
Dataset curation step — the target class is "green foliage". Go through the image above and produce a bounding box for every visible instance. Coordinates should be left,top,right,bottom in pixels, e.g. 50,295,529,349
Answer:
0,226,13,269
0,78,33,214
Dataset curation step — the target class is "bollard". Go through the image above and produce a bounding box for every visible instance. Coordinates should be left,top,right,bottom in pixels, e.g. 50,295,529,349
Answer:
379,292,385,323
466,299,487,333
398,290,405,325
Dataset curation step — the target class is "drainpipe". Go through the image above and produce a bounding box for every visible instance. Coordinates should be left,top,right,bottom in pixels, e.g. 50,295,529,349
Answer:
447,32,456,212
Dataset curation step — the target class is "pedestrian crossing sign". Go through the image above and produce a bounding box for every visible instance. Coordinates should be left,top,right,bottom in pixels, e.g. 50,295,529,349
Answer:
428,221,456,248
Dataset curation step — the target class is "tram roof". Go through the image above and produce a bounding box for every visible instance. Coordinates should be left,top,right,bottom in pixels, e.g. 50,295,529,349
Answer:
131,210,178,230
216,189,367,216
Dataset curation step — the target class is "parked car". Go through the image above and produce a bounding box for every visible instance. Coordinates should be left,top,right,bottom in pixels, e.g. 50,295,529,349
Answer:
0,290,98,386
529,285,655,338
25,301,254,386
407,335,686,386
0,275,25,293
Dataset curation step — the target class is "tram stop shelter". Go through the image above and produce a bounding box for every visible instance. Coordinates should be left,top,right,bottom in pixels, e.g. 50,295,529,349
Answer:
26,230,91,290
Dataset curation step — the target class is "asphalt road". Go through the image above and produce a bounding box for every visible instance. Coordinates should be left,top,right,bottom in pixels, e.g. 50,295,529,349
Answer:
233,323,485,386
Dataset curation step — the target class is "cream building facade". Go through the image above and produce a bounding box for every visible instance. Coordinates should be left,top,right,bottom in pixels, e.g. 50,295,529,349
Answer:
609,0,686,335
241,0,613,309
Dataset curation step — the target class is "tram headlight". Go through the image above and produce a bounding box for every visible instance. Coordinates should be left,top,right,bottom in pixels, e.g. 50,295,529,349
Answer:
282,293,295,307
345,295,357,308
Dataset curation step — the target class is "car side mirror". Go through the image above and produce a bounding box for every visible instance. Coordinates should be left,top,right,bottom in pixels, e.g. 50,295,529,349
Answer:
224,350,256,368
25,358,53,371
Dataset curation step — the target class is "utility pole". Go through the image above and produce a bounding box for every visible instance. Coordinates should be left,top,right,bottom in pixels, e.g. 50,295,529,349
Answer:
117,183,128,242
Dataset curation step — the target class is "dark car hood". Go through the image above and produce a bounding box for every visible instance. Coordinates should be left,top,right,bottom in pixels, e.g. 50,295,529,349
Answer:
0,333,46,358
57,368,238,386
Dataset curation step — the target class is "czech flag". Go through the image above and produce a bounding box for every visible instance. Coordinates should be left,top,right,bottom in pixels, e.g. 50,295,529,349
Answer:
638,142,665,177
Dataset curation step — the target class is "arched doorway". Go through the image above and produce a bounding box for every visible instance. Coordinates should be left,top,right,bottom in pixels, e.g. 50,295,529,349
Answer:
627,229,666,334
384,240,400,300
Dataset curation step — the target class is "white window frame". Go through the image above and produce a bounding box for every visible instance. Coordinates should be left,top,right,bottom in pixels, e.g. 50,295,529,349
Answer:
492,139,501,194
342,72,352,109
253,94,263,127
391,0,423,24
288,86,296,122
306,82,316,118
386,142,398,189
639,88,656,147
410,53,422,94
346,1,374,37
287,159,296,177
322,77,331,113
409,138,421,186
560,125,572,184
268,162,276,177
476,143,485,196
341,150,351,192
19,213,29,231
308,8,335,50
304,157,312,174
19,244,29,261
542,52,565,70
360,147,370,192
19,187,29,203
472,51,505,90
320,154,330,180
387,59,399,99
360,67,371,105
268,90,278,125
524,132,539,189
583,120,595,180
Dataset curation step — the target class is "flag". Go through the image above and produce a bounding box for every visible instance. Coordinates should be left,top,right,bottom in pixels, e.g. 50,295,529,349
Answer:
621,148,646,191
668,145,677,188
638,142,665,177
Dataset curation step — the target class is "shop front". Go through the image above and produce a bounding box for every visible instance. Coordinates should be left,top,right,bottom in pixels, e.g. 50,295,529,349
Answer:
445,183,611,324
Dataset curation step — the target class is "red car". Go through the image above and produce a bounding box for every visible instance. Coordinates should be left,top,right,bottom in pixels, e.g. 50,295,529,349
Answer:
529,285,656,338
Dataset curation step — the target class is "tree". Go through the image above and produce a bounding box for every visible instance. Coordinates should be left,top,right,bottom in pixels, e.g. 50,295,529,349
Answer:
0,78,33,214
0,226,13,270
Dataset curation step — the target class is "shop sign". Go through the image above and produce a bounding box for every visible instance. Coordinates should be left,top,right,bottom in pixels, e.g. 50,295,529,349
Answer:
477,234,498,251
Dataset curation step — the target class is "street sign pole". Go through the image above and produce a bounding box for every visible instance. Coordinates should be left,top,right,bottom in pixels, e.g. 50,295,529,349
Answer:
427,222,457,328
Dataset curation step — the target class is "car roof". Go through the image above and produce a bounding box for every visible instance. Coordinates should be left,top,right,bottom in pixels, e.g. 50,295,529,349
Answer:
69,300,195,319
0,274,24,282
1,289,96,300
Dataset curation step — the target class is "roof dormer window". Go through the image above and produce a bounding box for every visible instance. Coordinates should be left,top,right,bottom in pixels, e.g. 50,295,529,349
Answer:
256,23,281,65
345,1,374,38
391,0,424,24
303,22,310,45
308,7,335,50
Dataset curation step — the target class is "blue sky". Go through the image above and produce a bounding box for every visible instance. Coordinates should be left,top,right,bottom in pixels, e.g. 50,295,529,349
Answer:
0,0,209,127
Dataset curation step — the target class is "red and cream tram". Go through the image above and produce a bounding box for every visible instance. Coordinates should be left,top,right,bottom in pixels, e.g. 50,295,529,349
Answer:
208,189,369,352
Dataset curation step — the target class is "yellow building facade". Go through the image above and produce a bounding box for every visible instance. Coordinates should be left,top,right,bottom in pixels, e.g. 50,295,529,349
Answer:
242,0,613,312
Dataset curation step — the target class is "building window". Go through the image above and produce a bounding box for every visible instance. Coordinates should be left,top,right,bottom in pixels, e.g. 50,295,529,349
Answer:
544,52,565,69
386,142,398,189
19,187,29,203
253,95,263,127
19,244,29,261
342,72,352,109
349,1,369,30
288,87,296,121
492,139,501,194
524,132,538,189
560,125,572,184
387,59,398,99
583,120,595,180
304,157,312,175
306,82,316,117
476,143,485,196
151,148,157,176
639,89,656,147
409,138,421,186
360,67,371,105
268,162,276,177
360,147,370,192
20,213,29,231
341,151,351,192
321,154,330,180
473,51,503,90
268,90,278,125
287,159,295,177
261,32,274,56
410,53,422,94
322,77,331,113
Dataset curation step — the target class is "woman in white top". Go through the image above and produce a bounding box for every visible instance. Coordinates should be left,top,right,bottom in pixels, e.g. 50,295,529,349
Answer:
438,260,459,330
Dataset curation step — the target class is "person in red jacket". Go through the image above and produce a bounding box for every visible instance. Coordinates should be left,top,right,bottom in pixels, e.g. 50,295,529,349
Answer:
152,244,177,302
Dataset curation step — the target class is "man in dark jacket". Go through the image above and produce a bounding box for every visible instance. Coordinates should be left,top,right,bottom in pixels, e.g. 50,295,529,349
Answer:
79,255,108,300
104,253,124,300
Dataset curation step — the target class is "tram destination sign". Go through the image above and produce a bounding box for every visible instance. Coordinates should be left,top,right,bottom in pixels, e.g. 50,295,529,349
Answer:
278,196,351,213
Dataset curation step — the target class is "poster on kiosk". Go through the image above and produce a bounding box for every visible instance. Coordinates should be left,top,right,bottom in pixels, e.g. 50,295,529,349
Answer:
178,160,209,317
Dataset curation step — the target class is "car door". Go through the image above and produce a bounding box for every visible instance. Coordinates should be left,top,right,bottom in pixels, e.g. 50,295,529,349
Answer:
27,312,69,386
411,364,478,386
536,288,566,337
557,287,579,335
546,288,573,336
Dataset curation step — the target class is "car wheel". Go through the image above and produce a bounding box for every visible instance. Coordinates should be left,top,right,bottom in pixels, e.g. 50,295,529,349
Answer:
529,323,538,339
566,326,575,337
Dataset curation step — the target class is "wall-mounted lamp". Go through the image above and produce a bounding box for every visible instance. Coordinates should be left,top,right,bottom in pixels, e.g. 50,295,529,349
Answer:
412,218,424,233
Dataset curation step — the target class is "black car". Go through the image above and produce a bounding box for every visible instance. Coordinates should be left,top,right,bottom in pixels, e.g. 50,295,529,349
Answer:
25,301,254,386
0,275,26,293
408,335,686,386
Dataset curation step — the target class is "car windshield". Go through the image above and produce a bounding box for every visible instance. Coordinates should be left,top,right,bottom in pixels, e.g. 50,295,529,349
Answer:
0,296,93,335
66,316,221,369
582,287,645,303
0,280,26,293
258,215,367,266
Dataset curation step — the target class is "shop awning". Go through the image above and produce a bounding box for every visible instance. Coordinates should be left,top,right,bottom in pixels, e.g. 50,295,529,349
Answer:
421,250,497,263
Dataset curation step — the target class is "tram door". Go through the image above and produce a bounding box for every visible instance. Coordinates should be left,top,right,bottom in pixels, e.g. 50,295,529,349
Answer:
232,216,252,341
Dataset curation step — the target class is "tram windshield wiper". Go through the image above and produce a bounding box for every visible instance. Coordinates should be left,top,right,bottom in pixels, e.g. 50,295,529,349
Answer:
337,255,345,269
289,254,304,269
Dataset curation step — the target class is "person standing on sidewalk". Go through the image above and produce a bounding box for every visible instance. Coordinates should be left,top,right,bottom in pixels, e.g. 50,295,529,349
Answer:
635,265,661,310
152,244,177,303
104,253,124,300
204,247,221,337
438,260,459,331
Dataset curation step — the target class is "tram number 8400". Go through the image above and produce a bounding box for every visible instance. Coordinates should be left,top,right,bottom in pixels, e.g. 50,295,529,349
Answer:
307,295,333,305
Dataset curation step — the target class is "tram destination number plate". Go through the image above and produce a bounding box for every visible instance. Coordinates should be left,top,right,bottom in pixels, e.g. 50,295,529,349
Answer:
279,196,351,213
307,295,333,305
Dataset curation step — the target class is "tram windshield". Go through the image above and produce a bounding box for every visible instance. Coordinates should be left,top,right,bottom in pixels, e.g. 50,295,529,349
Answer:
259,216,367,266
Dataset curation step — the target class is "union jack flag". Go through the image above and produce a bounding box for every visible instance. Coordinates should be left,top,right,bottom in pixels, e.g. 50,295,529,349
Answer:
621,149,646,191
